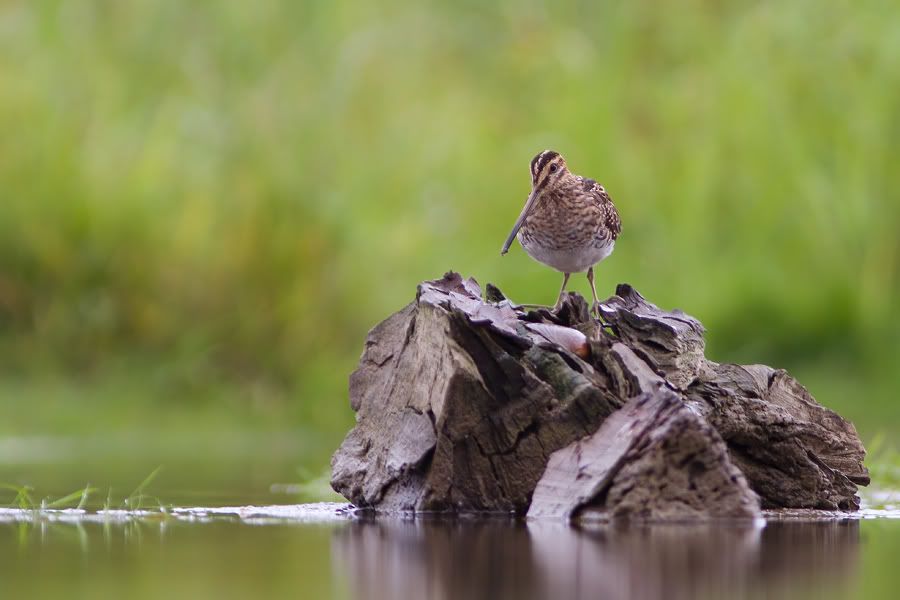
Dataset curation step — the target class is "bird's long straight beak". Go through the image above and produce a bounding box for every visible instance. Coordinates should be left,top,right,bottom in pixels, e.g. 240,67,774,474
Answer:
500,188,539,255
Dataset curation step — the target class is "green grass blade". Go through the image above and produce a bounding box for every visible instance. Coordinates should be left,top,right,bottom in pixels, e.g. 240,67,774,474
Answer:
76,484,93,510
122,466,163,509
0,484,36,510
45,485,97,509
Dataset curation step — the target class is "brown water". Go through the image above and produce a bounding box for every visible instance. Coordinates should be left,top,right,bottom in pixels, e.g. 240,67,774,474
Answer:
2,503,899,600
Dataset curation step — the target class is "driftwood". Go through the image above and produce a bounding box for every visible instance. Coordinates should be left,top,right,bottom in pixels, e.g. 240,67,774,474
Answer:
331,272,868,517
528,390,760,520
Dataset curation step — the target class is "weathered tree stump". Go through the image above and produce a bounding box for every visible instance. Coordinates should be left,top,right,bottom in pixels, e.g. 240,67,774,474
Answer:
331,272,868,517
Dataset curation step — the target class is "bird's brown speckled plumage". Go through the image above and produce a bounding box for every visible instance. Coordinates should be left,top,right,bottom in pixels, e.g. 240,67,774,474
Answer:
501,150,621,316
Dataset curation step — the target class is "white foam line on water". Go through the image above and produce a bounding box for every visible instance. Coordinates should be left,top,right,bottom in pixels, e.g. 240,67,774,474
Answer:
0,502,354,525
1,501,899,525
170,502,354,522
0,507,163,524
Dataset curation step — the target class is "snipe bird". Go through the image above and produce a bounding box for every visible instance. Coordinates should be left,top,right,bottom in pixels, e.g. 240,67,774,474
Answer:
501,150,621,317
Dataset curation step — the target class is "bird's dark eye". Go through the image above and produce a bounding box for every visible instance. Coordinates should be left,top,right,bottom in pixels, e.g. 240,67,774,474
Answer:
549,164,558,173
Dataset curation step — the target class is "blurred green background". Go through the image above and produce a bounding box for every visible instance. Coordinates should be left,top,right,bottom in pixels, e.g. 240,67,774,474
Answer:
0,0,898,498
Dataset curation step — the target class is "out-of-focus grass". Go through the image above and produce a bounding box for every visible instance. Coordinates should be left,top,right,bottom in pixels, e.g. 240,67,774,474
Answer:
867,435,900,491
0,1,898,443
1,482,94,510
1,468,162,511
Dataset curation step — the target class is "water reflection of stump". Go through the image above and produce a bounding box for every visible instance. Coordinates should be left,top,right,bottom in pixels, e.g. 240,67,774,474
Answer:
757,520,860,594
332,518,538,600
332,519,859,600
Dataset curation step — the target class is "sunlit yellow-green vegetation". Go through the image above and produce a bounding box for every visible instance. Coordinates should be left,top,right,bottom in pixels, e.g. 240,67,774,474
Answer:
0,0,898,463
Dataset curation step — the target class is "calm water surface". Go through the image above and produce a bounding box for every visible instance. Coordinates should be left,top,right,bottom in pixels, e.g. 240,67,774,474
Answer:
1,440,898,599
2,503,899,600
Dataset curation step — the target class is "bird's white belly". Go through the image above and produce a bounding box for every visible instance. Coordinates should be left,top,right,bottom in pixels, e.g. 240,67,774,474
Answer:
521,239,615,273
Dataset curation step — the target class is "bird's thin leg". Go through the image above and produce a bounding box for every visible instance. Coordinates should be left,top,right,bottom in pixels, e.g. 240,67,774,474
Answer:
553,272,571,311
587,267,601,318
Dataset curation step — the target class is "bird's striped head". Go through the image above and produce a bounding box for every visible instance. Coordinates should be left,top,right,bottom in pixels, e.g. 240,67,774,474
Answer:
530,150,568,189
501,150,571,255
